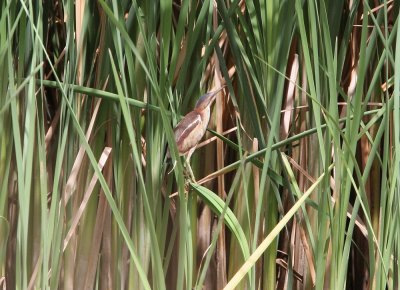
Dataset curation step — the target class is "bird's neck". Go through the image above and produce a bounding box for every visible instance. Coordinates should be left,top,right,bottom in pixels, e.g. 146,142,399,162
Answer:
197,106,211,122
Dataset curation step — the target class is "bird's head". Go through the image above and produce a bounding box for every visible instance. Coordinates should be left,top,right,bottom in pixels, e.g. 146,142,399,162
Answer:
194,86,225,111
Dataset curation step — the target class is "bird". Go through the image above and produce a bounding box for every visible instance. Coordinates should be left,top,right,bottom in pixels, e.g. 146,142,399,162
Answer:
169,86,226,179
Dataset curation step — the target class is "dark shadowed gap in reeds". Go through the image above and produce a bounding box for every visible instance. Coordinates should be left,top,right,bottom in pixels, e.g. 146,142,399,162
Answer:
0,0,399,289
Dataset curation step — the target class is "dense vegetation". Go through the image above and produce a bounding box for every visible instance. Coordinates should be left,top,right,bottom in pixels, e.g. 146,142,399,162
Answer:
0,1,399,289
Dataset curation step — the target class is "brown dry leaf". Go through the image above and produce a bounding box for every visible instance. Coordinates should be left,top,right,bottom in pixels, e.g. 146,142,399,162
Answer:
75,0,85,83
63,146,112,252
281,54,299,140
64,98,102,203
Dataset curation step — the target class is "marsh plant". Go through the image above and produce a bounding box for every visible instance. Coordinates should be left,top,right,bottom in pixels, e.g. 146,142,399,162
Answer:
0,1,399,289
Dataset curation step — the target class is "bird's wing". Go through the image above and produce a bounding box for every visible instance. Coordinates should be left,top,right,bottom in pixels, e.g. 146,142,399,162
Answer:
174,111,202,155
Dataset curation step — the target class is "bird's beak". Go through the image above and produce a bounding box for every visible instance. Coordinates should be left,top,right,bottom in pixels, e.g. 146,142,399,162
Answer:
204,86,226,103
195,85,226,109
209,85,226,97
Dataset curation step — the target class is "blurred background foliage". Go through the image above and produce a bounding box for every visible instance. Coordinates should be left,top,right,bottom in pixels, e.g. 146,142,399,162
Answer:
0,0,399,289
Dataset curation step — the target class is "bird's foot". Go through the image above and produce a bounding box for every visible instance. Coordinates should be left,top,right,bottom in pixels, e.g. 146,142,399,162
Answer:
184,166,196,183
184,180,190,195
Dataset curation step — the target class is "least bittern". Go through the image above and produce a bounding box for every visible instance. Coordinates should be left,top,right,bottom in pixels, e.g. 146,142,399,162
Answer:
169,86,225,179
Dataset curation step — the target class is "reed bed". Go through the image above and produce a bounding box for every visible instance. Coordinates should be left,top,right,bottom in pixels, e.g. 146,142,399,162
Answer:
0,1,399,289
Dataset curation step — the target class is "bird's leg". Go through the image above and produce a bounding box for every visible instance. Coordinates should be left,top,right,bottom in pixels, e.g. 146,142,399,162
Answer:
166,156,195,182
182,160,195,198
184,148,196,182
184,160,196,182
